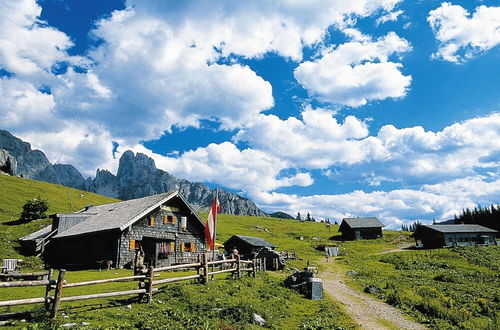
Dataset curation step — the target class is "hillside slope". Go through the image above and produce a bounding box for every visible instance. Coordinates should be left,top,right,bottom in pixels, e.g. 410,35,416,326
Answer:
0,175,118,262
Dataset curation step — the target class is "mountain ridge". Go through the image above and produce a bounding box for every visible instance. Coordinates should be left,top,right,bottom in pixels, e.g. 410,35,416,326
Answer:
0,129,266,216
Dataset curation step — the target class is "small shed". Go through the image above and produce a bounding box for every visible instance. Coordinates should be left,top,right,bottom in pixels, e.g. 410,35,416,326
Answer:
18,225,56,256
411,224,498,249
339,217,384,240
223,235,277,259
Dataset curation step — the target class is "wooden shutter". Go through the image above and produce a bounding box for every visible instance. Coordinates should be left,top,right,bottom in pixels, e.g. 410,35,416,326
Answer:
163,215,168,224
129,239,135,251
172,216,177,224
190,243,196,252
170,242,175,252
181,243,185,252
149,217,155,227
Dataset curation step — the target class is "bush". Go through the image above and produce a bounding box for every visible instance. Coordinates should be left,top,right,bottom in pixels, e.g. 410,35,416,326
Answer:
19,198,49,223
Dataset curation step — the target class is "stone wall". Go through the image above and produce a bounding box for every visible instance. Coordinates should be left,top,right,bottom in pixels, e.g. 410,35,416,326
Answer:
117,207,206,268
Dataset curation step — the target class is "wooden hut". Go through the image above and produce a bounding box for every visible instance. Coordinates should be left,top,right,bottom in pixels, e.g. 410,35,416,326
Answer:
223,235,277,259
338,217,384,240
411,224,497,249
34,191,206,269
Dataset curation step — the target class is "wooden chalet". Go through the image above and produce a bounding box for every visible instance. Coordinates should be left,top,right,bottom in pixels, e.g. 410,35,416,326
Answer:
24,192,206,269
223,235,277,259
411,224,498,249
339,217,384,240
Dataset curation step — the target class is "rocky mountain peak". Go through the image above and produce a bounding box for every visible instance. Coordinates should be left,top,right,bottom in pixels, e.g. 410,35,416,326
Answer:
0,130,267,216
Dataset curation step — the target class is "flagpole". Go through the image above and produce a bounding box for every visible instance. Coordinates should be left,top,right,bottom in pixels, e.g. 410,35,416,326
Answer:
212,188,218,262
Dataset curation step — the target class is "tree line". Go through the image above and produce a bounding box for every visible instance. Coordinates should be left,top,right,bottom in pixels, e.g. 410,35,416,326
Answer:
454,204,500,231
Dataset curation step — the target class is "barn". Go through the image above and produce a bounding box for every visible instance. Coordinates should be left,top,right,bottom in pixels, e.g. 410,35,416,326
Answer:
338,217,384,240
411,224,498,249
223,235,277,259
30,191,206,269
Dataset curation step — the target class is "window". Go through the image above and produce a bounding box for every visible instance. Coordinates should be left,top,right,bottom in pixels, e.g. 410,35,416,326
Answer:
183,242,195,252
163,215,177,224
149,217,155,227
129,239,135,251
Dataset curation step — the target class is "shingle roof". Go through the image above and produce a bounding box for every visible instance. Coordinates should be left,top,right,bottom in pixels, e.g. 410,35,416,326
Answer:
423,224,497,234
53,191,202,238
341,217,384,229
19,225,53,241
227,235,277,248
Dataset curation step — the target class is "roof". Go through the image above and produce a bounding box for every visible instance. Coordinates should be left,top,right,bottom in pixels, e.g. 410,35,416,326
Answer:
53,191,203,238
419,224,497,234
19,225,53,241
341,217,384,229
225,235,277,248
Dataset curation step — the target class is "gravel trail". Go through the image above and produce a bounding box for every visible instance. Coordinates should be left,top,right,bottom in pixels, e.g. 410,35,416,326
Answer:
320,265,427,330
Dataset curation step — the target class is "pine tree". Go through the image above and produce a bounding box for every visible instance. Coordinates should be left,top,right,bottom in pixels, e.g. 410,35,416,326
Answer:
0,157,13,175
296,212,302,221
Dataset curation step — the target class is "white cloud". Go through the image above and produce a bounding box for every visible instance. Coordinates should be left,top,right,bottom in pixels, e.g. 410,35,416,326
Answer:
234,106,371,169
294,32,412,106
376,9,404,25
0,0,86,80
255,175,500,229
18,124,116,177
428,3,500,63
0,78,55,126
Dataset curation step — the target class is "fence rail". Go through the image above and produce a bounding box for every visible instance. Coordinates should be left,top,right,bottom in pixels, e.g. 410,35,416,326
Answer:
0,254,258,320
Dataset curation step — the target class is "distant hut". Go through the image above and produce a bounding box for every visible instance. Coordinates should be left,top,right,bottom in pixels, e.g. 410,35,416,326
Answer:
223,235,277,259
339,217,384,240
22,191,206,269
411,224,498,249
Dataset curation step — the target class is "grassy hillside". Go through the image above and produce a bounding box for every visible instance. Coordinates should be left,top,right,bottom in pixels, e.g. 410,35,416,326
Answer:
0,175,118,266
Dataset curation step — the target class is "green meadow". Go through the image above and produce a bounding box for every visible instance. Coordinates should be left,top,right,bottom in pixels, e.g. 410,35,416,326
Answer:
0,175,498,329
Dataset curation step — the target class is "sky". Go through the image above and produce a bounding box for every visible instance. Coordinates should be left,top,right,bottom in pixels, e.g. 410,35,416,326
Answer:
0,0,499,228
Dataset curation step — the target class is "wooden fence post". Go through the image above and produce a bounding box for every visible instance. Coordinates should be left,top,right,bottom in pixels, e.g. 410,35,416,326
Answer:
202,253,208,284
236,255,241,279
252,259,256,277
196,254,201,277
44,269,53,312
146,266,154,304
50,269,66,319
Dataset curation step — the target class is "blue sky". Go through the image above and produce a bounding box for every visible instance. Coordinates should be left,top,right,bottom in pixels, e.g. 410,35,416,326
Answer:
1,0,499,228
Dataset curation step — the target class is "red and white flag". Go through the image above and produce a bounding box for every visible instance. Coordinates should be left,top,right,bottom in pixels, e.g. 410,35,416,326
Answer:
205,195,221,250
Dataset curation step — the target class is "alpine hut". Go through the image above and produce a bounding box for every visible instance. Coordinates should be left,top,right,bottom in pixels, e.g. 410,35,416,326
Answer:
223,235,277,259
339,217,384,240
29,192,206,269
411,224,497,249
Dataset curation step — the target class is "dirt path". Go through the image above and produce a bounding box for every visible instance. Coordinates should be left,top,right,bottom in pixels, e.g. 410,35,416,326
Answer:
320,263,426,330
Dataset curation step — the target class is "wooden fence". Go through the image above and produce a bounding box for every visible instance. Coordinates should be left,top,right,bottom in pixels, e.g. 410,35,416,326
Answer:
0,254,257,319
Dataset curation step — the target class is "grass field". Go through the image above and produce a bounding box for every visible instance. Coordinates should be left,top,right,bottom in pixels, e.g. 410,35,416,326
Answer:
1,175,498,329
337,236,500,329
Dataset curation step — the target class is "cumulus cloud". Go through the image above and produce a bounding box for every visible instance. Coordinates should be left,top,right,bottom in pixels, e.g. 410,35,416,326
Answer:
294,32,412,106
428,3,500,63
234,106,370,169
0,0,406,173
325,113,500,186
0,0,86,80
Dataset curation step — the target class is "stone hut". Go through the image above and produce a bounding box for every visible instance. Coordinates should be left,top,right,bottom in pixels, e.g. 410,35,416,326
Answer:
36,191,205,269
